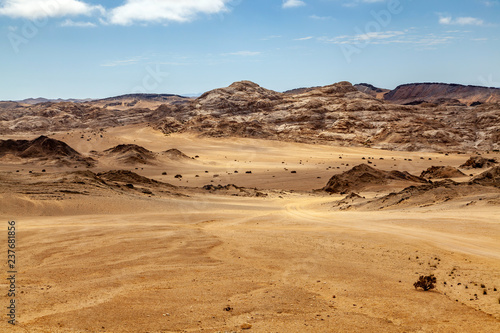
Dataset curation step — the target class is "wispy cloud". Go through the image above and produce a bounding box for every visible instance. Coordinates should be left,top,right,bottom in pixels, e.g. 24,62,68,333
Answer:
322,30,405,44
482,0,498,6
261,35,282,41
309,15,332,20
320,30,457,47
60,19,96,27
295,36,314,41
0,0,104,19
439,15,485,26
101,56,145,67
282,0,305,9
342,0,386,8
223,51,261,56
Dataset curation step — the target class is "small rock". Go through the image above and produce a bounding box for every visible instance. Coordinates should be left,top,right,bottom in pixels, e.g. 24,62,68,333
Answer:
241,323,252,329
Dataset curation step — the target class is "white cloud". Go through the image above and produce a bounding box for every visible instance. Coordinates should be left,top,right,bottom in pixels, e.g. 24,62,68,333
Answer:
101,56,145,67
328,30,405,44
108,0,229,25
482,0,498,6
355,31,405,41
282,0,305,9
309,15,331,20
261,35,281,41
320,30,456,47
0,0,233,25
0,0,104,19
223,51,261,56
438,16,452,25
342,0,386,7
439,15,485,26
295,36,313,40
60,18,96,27
455,17,484,25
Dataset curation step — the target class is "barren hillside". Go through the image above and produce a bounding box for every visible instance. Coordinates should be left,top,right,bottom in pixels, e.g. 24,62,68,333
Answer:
383,82,500,105
1,81,499,152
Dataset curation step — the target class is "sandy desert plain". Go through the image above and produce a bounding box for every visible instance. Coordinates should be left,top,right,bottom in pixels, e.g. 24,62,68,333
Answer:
1,106,500,331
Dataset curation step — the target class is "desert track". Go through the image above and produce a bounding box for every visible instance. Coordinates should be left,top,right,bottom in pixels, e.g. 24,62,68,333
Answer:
2,193,499,332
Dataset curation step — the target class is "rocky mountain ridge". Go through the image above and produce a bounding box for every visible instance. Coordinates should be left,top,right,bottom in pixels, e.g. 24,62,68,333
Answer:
1,80,499,152
154,81,500,152
383,82,500,105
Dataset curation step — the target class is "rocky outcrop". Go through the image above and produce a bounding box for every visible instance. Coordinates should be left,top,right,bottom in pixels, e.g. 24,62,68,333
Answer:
460,156,497,169
354,83,390,98
97,170,175,187
162,148,192,160
102,144,157,165
322,164,426,194
471,166,500,187
202,183,267,197
420,166,466,179
0,136,95,166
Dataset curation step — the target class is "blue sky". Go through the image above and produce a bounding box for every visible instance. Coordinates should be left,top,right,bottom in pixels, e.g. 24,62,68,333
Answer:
0,0,499,100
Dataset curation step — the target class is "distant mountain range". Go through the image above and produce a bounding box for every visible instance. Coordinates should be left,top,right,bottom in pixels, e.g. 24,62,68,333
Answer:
15,93,190,105
382,82,500,105
354,82,500,106
2,80,499,152
94,93,189,102
12,82,500,106
16,97,94,104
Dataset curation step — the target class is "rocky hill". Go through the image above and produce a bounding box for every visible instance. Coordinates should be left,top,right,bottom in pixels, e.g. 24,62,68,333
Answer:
102,144,157,165
322,164,426,194
97,170,176,188
471,166,500,187
154,81,500,152
15,97,92,105
162,148,192,160
1,80,500,152
354,83,390,98
420,166,466,179
0,136,95,166
460,156,498,169
342,166,500,210
383,83,500,105
0,100,182,134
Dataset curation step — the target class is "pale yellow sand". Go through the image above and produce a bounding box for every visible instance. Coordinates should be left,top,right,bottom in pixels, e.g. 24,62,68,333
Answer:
1,127,499,332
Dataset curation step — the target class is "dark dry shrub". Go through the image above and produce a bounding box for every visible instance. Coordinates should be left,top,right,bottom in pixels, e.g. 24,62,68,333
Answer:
414,275,437,291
